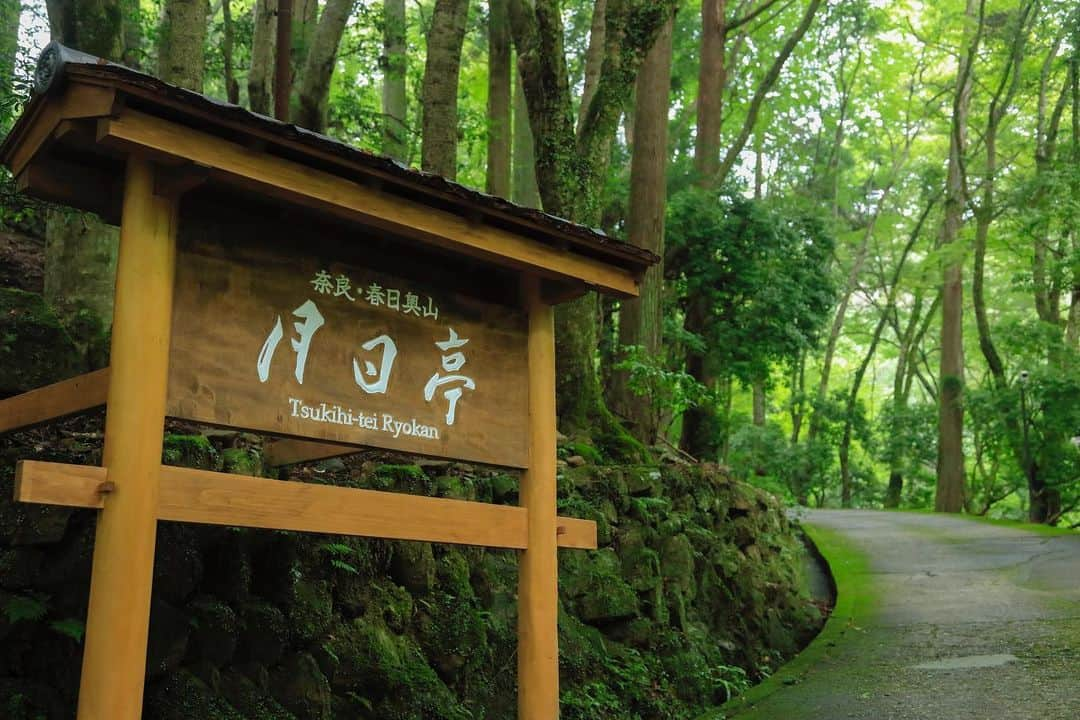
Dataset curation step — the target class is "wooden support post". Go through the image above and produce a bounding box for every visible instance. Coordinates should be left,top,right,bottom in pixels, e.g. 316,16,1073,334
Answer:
77,157,176,720
518,277,559,719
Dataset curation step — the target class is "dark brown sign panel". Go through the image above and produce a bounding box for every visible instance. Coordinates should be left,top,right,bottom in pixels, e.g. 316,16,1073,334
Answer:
166,231,529,468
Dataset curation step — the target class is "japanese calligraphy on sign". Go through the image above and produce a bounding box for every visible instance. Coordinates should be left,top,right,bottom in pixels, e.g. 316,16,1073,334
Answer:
166,232,530,468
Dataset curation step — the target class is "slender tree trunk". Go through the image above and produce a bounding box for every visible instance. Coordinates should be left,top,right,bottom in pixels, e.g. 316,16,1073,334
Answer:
487,0,513,196
577,0,606,132
249,0,277,115
841,198,932,507
611,17,673,444
1067,27,1080,350
884,346,913,509
222,0,240,103
295,0,320,59
421,0,470,179
885,290,937,509
292,0,354,132
807,227,871,443
790,351,806,444
936,0,983,514
752,378,766,427
694,0,725,181
382,0,408,161
971,5,1045,518
158,0,209,92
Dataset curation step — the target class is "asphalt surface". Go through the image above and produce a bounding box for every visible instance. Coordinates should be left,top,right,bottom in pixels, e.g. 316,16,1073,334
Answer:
728,510,1080,720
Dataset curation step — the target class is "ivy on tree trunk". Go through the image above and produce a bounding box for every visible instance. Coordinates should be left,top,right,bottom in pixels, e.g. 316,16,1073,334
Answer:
508,0,678,438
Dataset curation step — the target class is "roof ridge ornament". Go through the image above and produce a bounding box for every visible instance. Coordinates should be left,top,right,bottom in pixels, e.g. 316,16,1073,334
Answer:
34,42,117,95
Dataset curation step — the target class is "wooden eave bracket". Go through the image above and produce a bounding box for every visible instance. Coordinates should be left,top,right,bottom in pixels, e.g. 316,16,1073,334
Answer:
15,460,598,550
17,154,124,224
5,84,120,178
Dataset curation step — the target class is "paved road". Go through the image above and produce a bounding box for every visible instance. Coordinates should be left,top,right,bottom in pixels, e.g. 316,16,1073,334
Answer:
728,510,1080,720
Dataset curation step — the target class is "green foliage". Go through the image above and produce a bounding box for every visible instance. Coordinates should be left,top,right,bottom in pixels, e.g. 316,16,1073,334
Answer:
667,189,837,387
320,542,361,576
48,618,86,643
615,344,713,437
2,593,48,624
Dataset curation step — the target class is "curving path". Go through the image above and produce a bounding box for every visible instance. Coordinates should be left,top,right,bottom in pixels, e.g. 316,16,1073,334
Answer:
725,510,1080,720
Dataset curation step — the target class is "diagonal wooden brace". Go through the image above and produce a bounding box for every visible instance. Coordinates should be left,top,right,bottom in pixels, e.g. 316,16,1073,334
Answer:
14,460,598,550
0,369,110,434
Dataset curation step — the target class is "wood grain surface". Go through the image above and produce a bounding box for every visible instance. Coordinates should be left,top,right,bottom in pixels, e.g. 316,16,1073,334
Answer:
166,208,530,467
14,460,598,550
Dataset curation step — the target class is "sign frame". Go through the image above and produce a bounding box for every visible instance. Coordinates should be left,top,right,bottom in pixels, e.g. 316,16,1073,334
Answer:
0,43,656,720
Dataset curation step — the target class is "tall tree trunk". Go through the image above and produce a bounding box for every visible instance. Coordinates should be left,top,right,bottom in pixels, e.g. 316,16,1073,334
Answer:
81,0,126,58
158,0,209,92
292,0,354,132
421,0,470,179
249,0,277,115
512,65,541,207
487,0,512,196
43,0,124,355
381,0,408,161
274,0,293,119
1066,21,1080,351
611,17,673,444
694,0,725,182
936,0,983,514
0,0,18,116
45,0,127,58
680,301,719,459
680,0,726,453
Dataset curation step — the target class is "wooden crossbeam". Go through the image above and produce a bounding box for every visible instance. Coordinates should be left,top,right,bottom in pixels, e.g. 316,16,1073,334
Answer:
0,369,111,434
14,460,597,550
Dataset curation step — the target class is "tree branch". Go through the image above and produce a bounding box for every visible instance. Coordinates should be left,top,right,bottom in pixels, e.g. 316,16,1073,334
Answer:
714,0,823,186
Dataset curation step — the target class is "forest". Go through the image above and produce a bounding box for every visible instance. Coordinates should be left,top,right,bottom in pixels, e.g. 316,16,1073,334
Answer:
2,0,1078,524
0,0,1078,717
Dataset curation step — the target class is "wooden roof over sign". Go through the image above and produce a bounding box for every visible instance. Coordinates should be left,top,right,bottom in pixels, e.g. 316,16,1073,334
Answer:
0,43,657,300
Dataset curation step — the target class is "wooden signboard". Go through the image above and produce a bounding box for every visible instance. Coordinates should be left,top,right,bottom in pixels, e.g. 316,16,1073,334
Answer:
167,219,530,468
